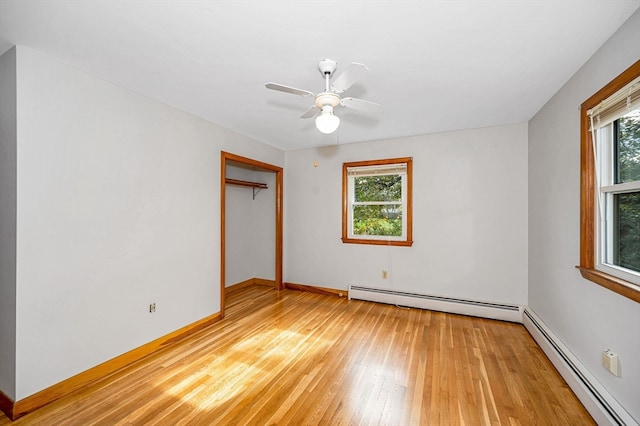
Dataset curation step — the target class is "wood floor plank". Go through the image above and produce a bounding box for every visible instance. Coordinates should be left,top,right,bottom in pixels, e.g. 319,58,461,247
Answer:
0,286,595,425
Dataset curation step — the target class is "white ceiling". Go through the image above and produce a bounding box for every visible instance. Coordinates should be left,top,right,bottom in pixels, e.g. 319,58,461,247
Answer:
1,1,639,151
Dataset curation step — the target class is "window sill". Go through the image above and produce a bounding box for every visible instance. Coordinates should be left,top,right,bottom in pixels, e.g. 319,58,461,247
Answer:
576,266,640,303
342,237,413,247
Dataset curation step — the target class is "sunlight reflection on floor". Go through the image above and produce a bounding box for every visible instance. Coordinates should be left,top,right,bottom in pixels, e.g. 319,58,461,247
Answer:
162,327,332,419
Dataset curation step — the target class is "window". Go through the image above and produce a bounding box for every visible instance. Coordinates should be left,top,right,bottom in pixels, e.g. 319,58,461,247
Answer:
597,113,640,278
579,60,640,302
342,157,413,246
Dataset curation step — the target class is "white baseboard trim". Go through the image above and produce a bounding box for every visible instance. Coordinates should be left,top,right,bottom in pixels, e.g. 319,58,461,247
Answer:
523,308,637,426
348,285,523,322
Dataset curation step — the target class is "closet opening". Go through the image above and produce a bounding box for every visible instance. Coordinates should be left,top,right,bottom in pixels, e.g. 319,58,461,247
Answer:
220,151,283,318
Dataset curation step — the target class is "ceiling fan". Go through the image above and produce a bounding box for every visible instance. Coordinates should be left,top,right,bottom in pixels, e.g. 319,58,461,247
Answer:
265,59,379,134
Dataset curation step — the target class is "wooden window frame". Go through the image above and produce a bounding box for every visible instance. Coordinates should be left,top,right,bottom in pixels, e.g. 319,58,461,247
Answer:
578,60,640,303
342,157,413,247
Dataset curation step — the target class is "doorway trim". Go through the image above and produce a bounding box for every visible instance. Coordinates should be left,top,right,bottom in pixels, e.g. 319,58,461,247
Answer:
220,151,283,318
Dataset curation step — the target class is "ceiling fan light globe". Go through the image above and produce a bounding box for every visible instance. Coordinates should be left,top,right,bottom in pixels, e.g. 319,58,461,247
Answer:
315,111,340,134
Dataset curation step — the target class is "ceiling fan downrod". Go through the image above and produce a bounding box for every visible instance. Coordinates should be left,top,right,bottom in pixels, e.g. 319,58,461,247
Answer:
318,58,337,93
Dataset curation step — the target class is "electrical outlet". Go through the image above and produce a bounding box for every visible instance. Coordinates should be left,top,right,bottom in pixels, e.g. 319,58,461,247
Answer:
382,270,388,279
149,303,156,313
602,349,619,376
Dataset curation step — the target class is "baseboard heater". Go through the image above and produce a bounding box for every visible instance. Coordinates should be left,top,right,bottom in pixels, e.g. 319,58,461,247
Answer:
523,308,637,426
348,285,522,323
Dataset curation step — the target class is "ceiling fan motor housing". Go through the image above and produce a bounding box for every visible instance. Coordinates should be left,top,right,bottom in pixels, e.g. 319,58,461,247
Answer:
317,59,337,76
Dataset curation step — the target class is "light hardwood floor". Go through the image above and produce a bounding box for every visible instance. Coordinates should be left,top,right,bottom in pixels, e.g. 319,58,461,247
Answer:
1,286,594,425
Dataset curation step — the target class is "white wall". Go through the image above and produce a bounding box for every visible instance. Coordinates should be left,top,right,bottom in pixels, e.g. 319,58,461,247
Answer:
284,123,528,306
11,46,283,400
528,9,640,422
252,171,276,280
225,167,276,286
225,166,257,286
0,47,17,400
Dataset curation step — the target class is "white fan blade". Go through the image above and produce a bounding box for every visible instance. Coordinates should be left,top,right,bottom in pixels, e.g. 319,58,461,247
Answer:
330,62,369,94
340,97,380,113
265,82,314,98
300,105,319,119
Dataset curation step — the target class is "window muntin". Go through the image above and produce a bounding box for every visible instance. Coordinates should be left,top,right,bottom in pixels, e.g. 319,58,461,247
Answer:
342,158,413,246
579,60,640,303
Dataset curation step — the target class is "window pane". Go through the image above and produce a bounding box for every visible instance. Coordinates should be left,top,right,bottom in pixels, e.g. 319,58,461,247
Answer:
353,204,402,236
613,191,640,273
354,175,402,202
616,108,640,184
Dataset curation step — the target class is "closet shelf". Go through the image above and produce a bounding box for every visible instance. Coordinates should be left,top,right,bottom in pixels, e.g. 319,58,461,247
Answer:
225,178,268,189
225,178,268,199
